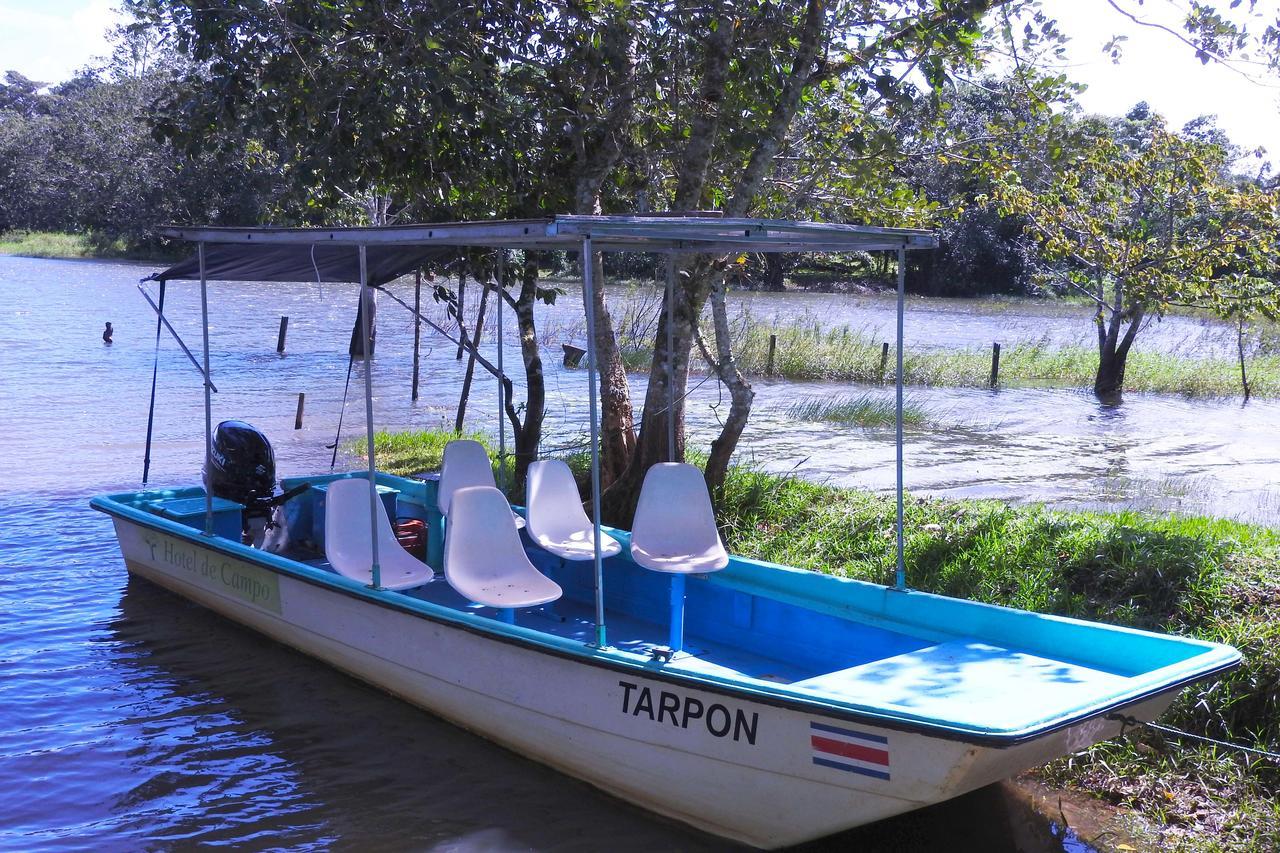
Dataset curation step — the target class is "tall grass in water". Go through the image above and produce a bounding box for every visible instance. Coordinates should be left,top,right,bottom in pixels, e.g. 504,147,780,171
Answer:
725,315,1280,397
785,393,929,427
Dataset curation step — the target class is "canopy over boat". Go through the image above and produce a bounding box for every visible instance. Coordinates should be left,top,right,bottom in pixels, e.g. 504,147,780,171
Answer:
146,215,937,285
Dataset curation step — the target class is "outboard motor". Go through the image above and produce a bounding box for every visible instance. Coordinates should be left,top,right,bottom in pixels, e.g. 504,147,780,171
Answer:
204,420,309,545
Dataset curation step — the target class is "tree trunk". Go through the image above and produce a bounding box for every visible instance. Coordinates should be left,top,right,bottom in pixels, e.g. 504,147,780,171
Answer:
509,254,546,493
585,250,636,490
1093,303,1144,400
762,254,787,292
703,273,754,492
1237,316,1251,401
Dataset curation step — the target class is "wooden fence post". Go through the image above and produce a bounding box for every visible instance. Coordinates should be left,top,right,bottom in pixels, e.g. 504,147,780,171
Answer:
294,393,305,429
766,334,777,375
990,342,1001,388
878,341,890,383
276,316,288,353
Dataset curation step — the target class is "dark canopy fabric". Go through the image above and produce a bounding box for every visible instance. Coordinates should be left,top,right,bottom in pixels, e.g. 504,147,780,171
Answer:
149,242,451,286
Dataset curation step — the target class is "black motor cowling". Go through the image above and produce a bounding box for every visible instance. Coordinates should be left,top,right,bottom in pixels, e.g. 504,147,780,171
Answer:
204,420,277,509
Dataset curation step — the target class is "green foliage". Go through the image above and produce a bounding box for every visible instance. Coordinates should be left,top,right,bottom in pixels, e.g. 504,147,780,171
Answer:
983,109,1280,394
0,60,284,251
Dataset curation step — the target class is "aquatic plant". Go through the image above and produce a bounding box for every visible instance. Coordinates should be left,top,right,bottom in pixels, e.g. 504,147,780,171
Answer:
784,393,929,427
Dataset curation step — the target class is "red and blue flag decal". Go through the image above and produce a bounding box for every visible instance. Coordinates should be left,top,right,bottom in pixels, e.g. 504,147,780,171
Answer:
809,722,891,780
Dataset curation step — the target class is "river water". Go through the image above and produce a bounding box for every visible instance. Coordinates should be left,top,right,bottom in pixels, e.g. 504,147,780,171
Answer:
2,253,1265,850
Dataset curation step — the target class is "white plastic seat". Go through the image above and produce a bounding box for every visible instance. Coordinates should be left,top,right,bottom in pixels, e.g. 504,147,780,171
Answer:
438,439,525,529
444,485,562,609
525,459,621,562
630,463,729,574
324,477,436,590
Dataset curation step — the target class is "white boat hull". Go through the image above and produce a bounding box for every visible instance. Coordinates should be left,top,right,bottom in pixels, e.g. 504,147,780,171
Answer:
110,517,1174,848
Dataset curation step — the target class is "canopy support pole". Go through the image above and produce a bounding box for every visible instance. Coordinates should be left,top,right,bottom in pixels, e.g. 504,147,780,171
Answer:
142,280,166,484
496,251,507,491
411,269,422,402
359,246,382,589
894,246,906,591
379,288,513,387
136,284,218,391
666,253,677,462
198,243,214,536
582,237,606,648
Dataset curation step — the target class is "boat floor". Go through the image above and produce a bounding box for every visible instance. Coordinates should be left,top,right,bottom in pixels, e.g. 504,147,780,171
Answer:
290,549,819,684
285,548,1138,733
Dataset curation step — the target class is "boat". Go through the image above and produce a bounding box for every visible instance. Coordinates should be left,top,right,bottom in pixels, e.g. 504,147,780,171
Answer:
92,217,1239,849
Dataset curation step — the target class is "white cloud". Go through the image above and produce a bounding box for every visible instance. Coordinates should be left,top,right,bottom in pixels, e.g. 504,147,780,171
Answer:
0,0,122,84
1039,0,1280,158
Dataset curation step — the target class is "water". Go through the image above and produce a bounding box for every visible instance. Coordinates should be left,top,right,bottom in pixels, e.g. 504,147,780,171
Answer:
3,252,1261,850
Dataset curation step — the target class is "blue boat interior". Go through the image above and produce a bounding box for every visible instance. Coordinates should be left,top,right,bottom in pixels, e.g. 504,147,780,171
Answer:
103,470,1239,738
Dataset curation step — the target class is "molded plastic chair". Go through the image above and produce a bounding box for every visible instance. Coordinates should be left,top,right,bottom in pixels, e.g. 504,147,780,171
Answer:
525,459,621,562
444,485,562,615
324,477,436,590
630,463,728,653
437,439,524,529
630,463,729,574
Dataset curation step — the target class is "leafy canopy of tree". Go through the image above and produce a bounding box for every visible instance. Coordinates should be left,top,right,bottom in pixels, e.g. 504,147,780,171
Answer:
984,105,1280,396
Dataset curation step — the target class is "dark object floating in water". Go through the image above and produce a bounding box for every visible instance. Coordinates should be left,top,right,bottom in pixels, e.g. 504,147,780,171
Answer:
103,321,113,344
562,343,585,367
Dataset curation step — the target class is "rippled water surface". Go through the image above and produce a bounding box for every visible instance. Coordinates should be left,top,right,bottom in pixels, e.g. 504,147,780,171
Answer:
0,253,1258,850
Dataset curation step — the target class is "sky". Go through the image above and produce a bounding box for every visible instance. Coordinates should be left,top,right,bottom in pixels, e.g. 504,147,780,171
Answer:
1,0,1277,156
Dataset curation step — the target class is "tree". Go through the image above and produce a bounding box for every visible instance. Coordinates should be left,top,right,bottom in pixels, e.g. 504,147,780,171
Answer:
986,111,1280,397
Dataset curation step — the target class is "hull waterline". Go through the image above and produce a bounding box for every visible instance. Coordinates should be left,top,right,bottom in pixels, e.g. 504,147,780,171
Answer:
105,513,1186,848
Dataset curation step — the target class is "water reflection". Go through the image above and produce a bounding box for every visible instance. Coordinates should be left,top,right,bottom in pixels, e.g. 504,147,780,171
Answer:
105,577,725,850
106,576,1091,853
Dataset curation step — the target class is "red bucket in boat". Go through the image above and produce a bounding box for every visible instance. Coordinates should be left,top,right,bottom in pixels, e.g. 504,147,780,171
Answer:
395,517,428,559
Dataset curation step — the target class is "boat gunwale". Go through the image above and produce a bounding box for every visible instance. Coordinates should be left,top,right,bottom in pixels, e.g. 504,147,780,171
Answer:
91,488,1241,748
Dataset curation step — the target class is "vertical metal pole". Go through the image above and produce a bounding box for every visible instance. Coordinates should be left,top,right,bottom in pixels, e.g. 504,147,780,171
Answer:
198,243,214,535
496,252,507,491
359,246,381,589
411,269,422,402
665,253,676,463
894,246,906,591
582,237,606,647
142,280,166,484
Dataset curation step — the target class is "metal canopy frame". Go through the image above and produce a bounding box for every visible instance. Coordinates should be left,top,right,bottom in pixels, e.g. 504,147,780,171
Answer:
157,215,936,254
155,214,934,650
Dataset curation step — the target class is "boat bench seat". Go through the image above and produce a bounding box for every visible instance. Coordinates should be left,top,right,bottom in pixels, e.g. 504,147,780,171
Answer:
789,639,1131,733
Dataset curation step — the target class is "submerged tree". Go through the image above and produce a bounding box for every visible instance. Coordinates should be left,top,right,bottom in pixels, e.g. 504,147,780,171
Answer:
986,110,1280,397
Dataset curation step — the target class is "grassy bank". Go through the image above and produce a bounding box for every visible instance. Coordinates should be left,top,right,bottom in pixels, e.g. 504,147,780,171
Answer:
0,230,173,260
618,316,1280,397
0,231,103,258
367,428,1278,850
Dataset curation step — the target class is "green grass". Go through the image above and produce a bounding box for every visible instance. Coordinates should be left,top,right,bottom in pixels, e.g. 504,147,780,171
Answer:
785,393,929,427
349,429,493,475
